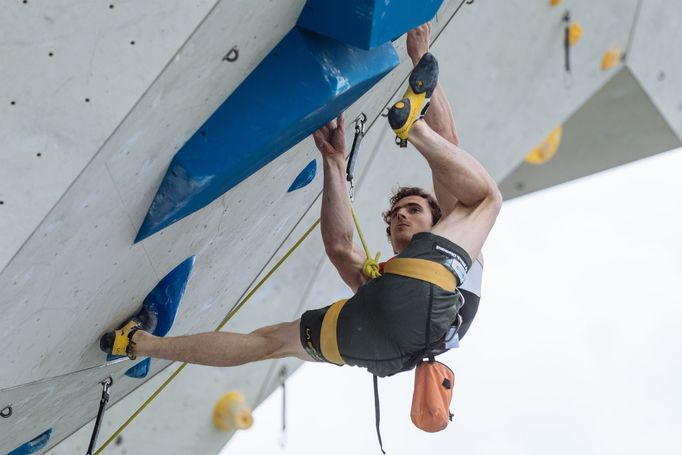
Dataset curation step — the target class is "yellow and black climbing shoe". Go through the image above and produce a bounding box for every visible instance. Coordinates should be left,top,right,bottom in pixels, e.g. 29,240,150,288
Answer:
389,52,439,147
100,308,154,360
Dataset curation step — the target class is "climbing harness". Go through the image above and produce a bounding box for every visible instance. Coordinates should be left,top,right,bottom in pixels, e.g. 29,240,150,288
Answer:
383,258,457,292
86,377,113,455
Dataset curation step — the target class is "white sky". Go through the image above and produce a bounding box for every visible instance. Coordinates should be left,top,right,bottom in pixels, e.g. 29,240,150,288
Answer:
224,147,682,455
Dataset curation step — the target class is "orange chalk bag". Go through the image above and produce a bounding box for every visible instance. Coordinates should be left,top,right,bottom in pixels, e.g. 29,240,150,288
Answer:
410,357,455,432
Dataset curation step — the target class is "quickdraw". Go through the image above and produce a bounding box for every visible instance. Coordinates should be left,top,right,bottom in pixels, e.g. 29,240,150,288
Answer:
279,366,288,448
86,377,113,455
345,112,381,280
563,11,572,72
346,113,367,201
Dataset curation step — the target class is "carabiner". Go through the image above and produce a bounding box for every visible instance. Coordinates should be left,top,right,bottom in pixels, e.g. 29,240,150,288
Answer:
346,113,367,201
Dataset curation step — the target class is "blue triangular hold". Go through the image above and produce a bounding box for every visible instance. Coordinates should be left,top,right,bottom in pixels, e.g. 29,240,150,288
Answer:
107,256,195,368
125,357,151,378
9,428,52,455
298,0,444,50
288,159,317,192
135,27,398,242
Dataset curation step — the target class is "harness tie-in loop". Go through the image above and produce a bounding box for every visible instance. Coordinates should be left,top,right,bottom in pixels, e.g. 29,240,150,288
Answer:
362,251,382,280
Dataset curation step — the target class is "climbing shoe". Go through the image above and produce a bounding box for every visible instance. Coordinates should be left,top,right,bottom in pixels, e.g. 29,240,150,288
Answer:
389,52,439,147
100,307,155,360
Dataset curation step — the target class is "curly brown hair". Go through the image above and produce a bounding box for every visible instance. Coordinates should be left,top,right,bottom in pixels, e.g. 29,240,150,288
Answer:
382,186,441,238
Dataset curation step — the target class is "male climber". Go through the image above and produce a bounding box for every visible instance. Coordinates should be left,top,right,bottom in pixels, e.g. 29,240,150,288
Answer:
100,24,501,377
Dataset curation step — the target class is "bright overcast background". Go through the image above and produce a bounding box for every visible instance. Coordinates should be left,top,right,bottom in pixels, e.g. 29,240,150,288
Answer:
223,147,682,455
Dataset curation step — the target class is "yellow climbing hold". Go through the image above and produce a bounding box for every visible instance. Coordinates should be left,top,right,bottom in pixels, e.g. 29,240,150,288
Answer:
525,127,562,164
213,391,253,431
601,45,622,70
568,22,582,46
549,0,561,6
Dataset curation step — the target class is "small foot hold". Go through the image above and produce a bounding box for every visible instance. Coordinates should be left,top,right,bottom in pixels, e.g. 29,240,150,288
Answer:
389,52,439,147
125,357,152,378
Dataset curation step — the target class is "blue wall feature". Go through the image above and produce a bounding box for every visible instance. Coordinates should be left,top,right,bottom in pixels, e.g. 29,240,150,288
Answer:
297,0,444,50
287,159,317,192
135,27,398,242
9,428,52,455
125,357,151,378
107,256,195,368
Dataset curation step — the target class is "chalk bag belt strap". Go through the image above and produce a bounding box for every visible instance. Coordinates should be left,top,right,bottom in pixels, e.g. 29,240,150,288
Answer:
382,258,457,292
320,299,348,366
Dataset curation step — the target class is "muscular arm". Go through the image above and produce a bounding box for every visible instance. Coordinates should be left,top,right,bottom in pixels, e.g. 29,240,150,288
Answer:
313,117,367,292
426,84,461,216
406,24,461,216
409,121,502,260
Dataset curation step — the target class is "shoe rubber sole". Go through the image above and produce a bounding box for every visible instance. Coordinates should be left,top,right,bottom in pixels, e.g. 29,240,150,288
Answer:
100,307,155,358
389,52,439,147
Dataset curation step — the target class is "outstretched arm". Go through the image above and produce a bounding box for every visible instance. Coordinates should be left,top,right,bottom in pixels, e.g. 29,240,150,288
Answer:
313,116,368,292
407,23,460,216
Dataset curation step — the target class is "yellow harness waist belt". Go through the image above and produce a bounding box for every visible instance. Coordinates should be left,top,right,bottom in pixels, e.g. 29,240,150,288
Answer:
320,298,348,366
382,258,458,292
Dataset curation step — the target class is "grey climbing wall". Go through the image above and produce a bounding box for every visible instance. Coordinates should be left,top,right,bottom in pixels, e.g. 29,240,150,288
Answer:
1,1,681,454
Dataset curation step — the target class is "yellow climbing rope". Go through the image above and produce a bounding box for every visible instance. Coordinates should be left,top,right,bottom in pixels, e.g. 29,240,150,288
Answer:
94,218,321,454
346,112,380,280
349,202,381,279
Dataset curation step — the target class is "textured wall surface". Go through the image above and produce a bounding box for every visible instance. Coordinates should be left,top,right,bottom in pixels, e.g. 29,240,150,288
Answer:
1,0,681,454
500,68,681,199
